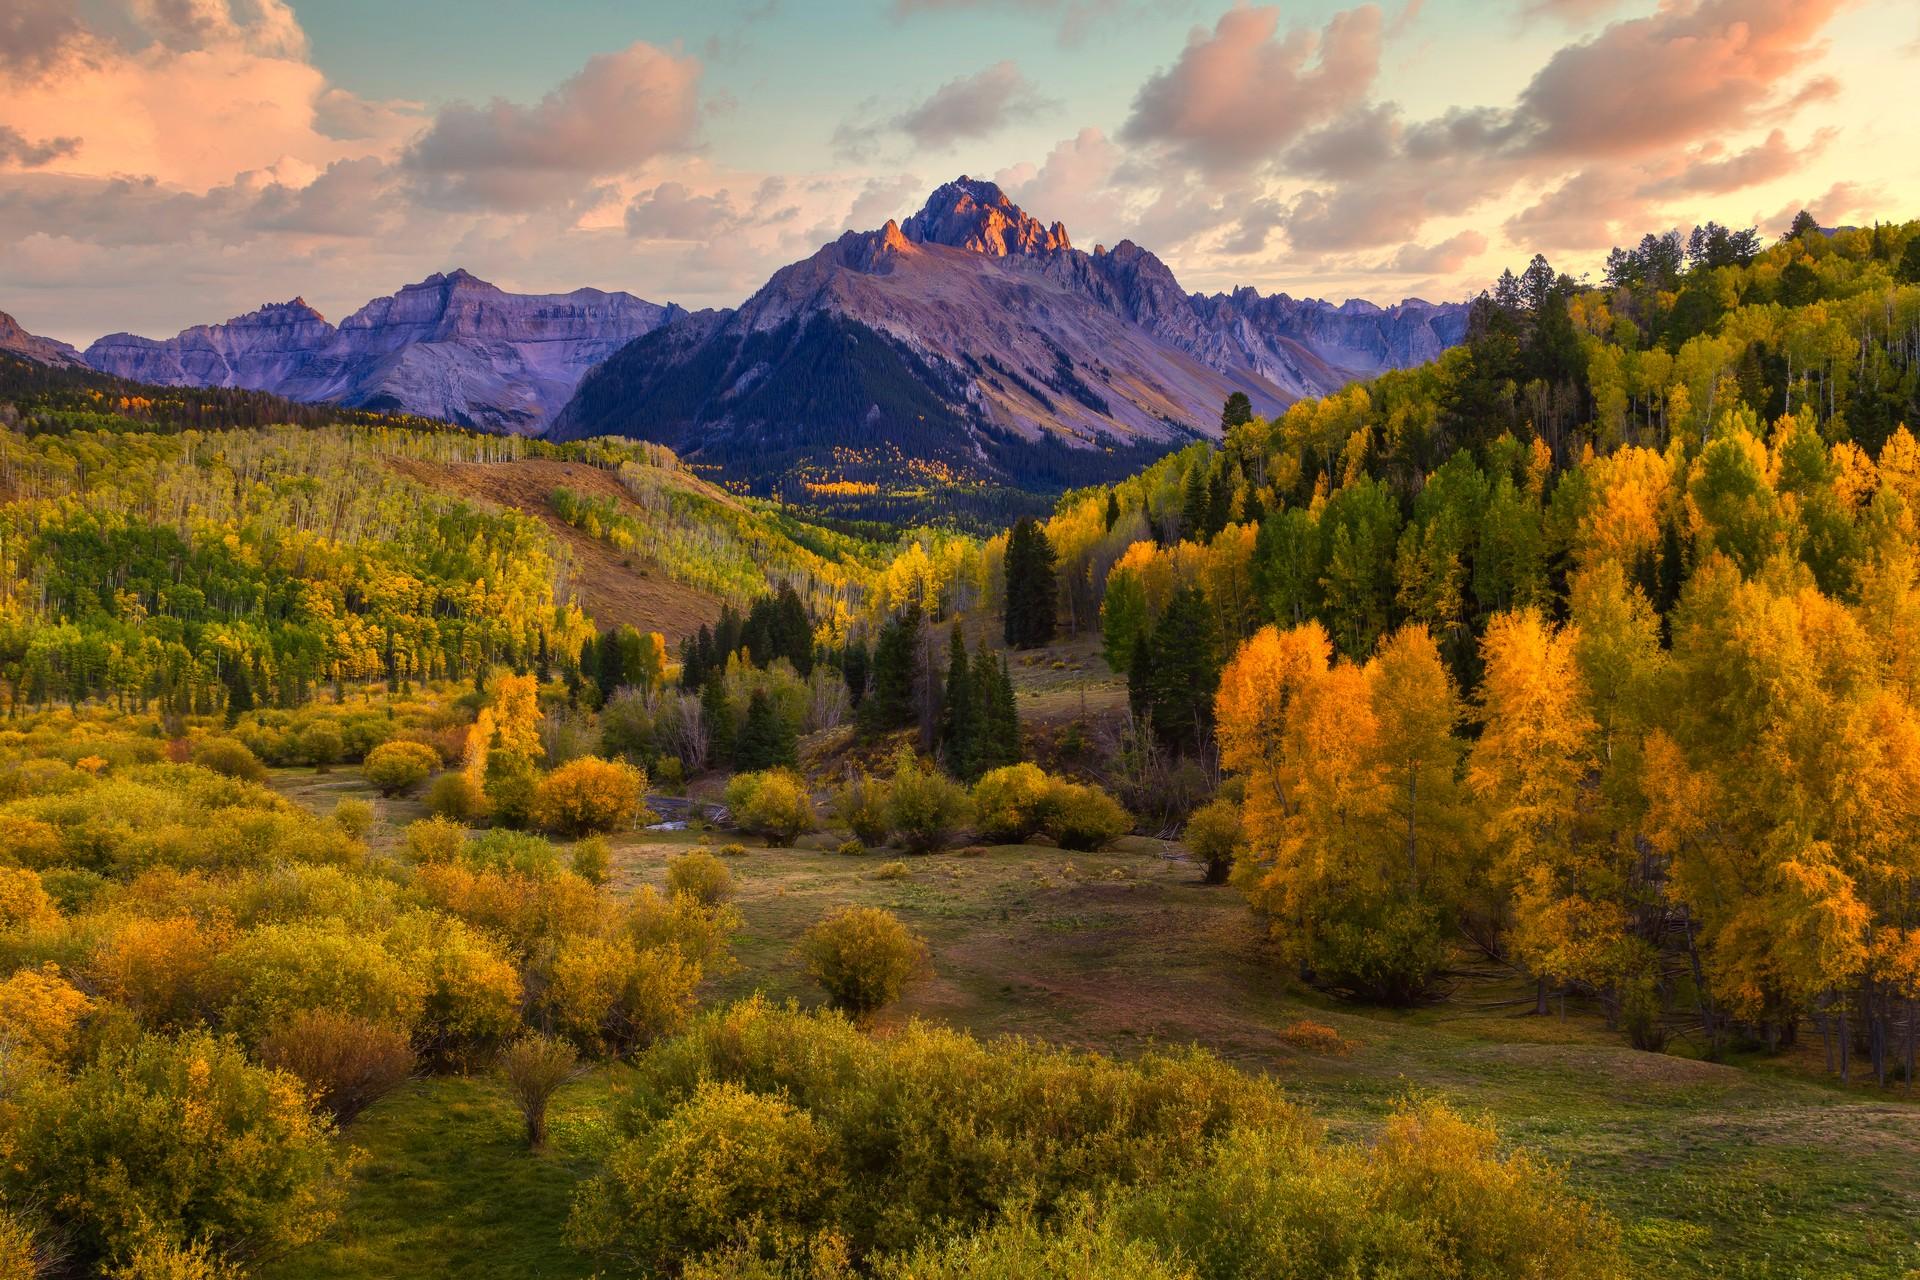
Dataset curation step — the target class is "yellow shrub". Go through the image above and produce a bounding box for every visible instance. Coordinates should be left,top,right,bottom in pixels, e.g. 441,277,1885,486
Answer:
0,963,94,1063
0,866,58,931
543,936,699,1053
533,757,649,836
91,914,230,1030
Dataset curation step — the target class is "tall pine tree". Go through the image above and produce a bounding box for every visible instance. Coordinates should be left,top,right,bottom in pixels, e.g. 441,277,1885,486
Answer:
1003,518,1057,649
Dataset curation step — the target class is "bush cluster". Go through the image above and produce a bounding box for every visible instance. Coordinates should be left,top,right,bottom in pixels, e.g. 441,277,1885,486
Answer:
567,1000,1623,1278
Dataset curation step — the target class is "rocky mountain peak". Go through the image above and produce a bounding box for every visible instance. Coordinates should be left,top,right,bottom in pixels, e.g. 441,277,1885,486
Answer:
902,176,1070,258
0,309,84,368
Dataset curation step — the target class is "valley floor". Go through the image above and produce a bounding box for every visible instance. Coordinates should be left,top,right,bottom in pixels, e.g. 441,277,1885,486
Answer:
261,766,1920,1280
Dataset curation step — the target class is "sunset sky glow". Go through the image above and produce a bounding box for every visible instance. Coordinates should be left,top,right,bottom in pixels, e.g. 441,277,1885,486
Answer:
3,0,1917,343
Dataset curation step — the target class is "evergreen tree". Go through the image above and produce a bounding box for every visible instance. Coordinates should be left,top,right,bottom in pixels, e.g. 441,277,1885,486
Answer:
1787,208,1820,241
1135,585,1219,754
734,688,795,770
968,638,1021,775
842,636,870,708
223,660,254,727
598,625,628,695
1899,236,1920,285
861,605,922,733
1003,519,1057,649
1181,460,1210,540
702,677,735,767
1221,391,1254,431
1104,489,1121,532
939,626,974,775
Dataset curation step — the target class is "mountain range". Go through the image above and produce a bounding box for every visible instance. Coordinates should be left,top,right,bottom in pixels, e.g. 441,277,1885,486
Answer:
553,177,1465,494
81,272,679,435
6,177,1466,490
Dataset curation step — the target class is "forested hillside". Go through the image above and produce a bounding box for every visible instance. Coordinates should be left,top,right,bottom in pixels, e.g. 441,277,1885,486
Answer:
1006,214,1920,1075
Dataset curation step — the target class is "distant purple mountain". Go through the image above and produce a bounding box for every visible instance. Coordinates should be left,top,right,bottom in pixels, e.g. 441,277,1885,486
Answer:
83,271,680,434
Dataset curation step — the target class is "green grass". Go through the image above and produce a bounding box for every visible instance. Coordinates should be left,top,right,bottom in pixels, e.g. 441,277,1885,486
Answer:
262,789,1920,1280
257,1070,627,1280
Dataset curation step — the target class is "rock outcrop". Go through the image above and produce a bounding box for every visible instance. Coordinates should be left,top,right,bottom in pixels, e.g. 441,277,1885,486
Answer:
83,272,678,434
0,310,85,368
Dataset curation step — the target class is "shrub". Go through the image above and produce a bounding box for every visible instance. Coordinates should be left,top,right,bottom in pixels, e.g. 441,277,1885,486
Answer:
534,756,650,836
836,840,865,858
624,885,741,976
104,1233,247,1280
716,843,749,859
1044,783,1131,852
571,835,613,886
4,1030,350,1270
1119,1101,1624,1280
91,914,226,1030
498,1034,579,1152
38,865,106,913
384,913,524,1060
1305,897,1449,1006
403,816,468,865
872,861,909,880
725,770,818,847
190,738,267,784
482,751,543,828
425,770,488,821
796,906,927,1022
0,1211,42,1280
884,755,972,855
543,937,701,1053
0,865,58,930
618,1000,1300,1257
1183,797,1243,884
299,722,345,772
216,921,426,1043
0,813,62,869
257,1009,416,1124
832,773,892,846
331,796,376,840
0,963,94,1063
970,763,1055,843
567,1081,839,1269
878,1205,1186,1280
1276,1019,1356,1056
361,741,439,796
667,851,735,906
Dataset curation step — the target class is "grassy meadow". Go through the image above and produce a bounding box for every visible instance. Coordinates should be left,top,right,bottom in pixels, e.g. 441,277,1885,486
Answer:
259,761,1920,1280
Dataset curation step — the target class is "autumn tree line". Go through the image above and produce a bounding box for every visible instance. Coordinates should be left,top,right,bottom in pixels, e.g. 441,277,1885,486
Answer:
1005,216,1920,1082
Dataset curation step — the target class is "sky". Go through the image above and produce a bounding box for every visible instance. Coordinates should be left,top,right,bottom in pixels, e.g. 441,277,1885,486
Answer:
2,0,1917,345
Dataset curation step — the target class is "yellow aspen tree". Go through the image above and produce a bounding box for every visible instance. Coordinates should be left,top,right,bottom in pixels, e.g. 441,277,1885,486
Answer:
1468,609,1602,1014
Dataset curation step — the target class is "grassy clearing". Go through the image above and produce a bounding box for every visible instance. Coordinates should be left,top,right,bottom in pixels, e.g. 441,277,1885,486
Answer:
264,773,1920,1280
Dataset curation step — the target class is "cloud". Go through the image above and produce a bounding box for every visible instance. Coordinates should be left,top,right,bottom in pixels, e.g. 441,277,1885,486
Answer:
0,124,78,168
1516,0,1624,26
888,0,1123,47
626,182,746,239
835,61,1053,158
1515,0,1844,158
1762,181,1880,235
1260,0,1850,253
1384,229,1488,274
1637,129,1832,198
0,0,87,77
404,42,703,210
126,0,307,58
1121,5,1382,173
1503,166,1653,249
